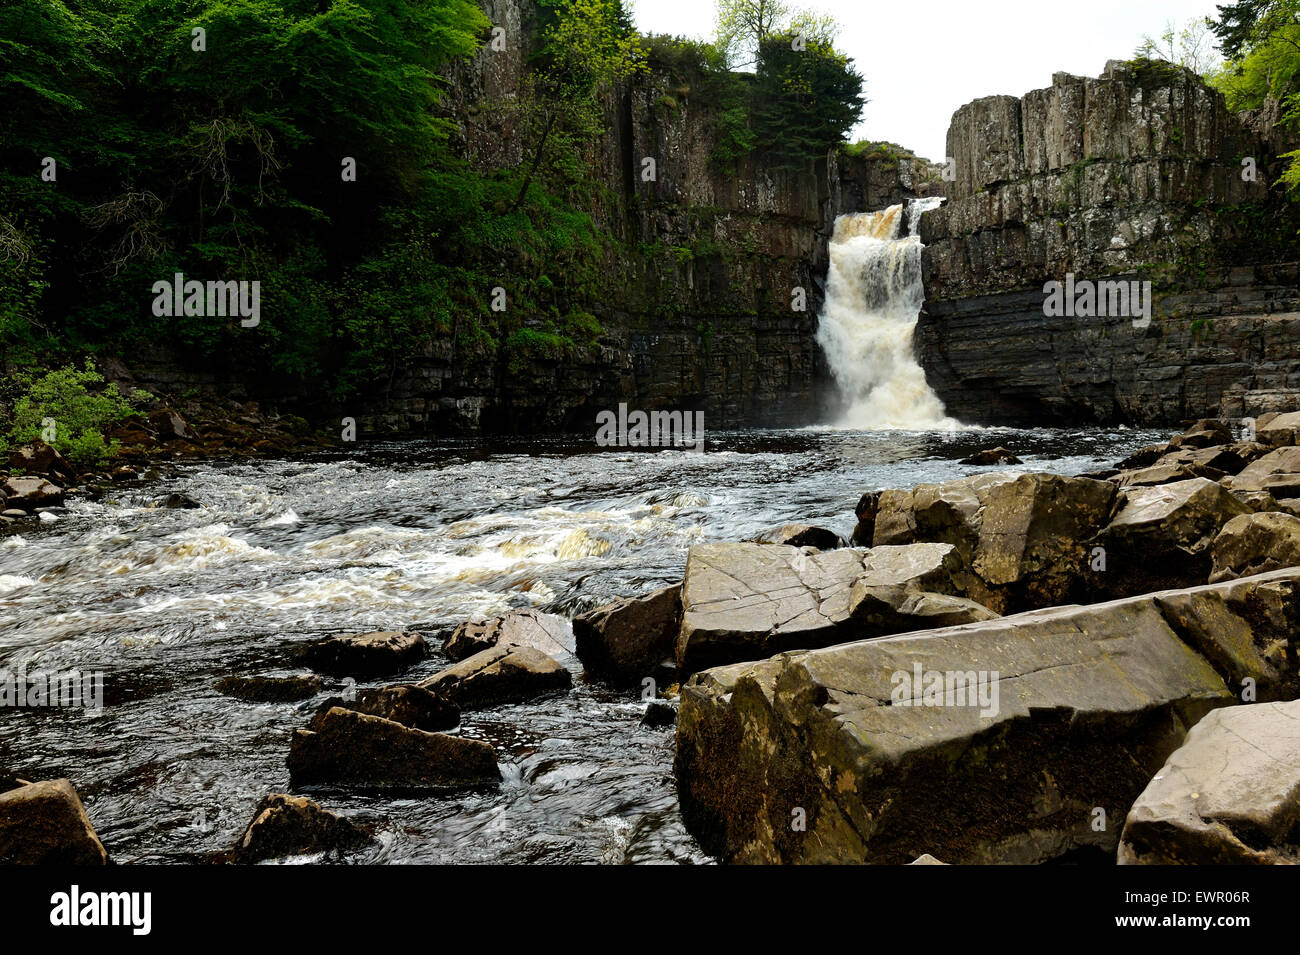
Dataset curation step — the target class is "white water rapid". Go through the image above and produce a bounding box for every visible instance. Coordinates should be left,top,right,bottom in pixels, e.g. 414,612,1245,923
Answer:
816,197,962,430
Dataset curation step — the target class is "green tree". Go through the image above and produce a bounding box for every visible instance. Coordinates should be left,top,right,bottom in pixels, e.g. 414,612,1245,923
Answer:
512,0,646,210
751,32,865,168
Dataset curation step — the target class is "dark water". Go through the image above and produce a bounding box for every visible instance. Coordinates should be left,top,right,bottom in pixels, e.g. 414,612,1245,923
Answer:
0,425,1163,864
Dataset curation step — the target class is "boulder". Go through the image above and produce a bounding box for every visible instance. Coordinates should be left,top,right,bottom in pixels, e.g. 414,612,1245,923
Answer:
1092,478,1250,597
958,447,1022,465
908,854,949,865
301,630,427,677
574,585,681,685
419,644,571,710
1210,511,1300,583
230,793,370,863
149,408,189,440
287,707,498,790
676,589,1235,864
641,699,677,729
1256,410,1300,447
1168,418,1235,450
0,476,65,512
1118,700,1300,864
442,609,574,662
1226,446,1300,499
216,674,324,703
8,441,75,480
1153,569,1300,702
751,523,844,549
0,779,109,864
1114,444,1171,471
309,684,459,733
873,471,1117,613
849,543,998,632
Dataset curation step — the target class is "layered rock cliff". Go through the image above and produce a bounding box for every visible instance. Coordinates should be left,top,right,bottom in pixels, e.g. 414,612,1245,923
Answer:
917,60,1300,426
350,0,932,434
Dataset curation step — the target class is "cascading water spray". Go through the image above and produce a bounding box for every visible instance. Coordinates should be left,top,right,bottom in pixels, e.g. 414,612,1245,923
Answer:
816,197,962,430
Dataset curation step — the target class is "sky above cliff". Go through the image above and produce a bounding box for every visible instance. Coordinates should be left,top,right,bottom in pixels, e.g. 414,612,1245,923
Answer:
629,0,1224,162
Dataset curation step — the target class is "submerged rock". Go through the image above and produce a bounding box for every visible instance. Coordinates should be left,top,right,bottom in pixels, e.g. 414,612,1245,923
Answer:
0,779,109,864
230,793,370,863
309,684,459,733
958,447,1022,465
1119,700,1300,864
574,584,681,686
442,609,574,662
419,644,571,710
288,707,498,790
301,630,427,677
216,674,324,703
750,523,844,549
640,698,677,729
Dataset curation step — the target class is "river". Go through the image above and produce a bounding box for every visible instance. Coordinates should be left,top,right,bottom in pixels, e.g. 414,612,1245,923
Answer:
0,426,1164,863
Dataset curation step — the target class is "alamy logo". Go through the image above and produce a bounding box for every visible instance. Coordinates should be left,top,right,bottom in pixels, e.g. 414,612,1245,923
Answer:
890,663,1000,718
1042,273,1152,328
0,667,103,715
50,885,151,935
151,272,260,327
595,403,705,452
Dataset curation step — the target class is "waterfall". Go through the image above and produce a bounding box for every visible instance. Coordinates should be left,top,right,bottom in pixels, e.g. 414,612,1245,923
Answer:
815,197,961,430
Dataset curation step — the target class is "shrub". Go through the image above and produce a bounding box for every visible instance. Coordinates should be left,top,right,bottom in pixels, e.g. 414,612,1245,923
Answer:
6,360,149,465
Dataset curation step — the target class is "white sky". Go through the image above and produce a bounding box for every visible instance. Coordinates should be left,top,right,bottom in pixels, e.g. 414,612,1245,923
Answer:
628,0,1225,161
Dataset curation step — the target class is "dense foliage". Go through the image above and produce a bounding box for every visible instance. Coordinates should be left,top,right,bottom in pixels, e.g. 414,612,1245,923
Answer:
1,0,865,407
0,0,615,400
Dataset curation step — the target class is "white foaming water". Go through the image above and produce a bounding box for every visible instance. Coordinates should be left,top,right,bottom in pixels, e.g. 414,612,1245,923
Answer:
816,197,962,430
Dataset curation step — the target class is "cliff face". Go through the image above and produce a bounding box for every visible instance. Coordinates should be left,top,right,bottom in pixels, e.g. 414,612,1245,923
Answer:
918,60,1300,426
354,0,930,434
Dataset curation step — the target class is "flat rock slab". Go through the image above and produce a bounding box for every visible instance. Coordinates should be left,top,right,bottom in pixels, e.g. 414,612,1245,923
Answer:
310,684,459,733
0,779,108,864
1119,699,1300,864
677,544,869,671
1256,411,1300,447
1227,446,1300,499
420,644,571,710
230,793,370,863
301,631,427,677
676,583,1247,864
574,584,681,686
288,707,498,791
443,609,574,662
